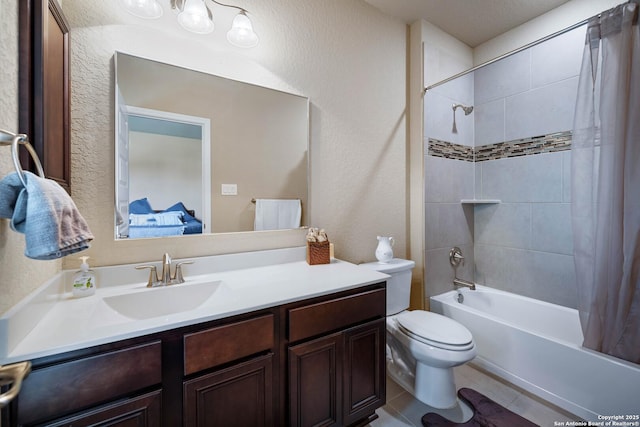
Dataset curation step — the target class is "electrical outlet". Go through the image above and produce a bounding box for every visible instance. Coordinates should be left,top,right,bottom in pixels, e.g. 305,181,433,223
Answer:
221,184,238,196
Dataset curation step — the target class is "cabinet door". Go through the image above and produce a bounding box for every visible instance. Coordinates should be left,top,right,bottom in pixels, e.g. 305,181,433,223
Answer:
289,333,343,427
184,353,274,427
35,390,162,427
19,0,71,191
343,319,386,426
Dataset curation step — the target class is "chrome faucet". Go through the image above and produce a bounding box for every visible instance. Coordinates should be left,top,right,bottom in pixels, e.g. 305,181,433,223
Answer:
449,247,476,291
453,277,476,291
136,253,194,287
161,253,172,285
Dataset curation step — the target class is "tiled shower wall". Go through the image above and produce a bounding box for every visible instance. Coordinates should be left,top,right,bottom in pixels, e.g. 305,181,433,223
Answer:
424,26,585,308
424,71,475,299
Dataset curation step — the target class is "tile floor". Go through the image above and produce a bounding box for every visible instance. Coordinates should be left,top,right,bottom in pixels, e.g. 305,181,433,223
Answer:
369,363,581,427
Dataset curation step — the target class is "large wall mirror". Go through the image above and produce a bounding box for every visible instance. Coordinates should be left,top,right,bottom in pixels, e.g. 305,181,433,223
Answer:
115,52,309,239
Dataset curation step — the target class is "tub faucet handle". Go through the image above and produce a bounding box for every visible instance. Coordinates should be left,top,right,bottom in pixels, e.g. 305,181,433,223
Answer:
449,247,465,267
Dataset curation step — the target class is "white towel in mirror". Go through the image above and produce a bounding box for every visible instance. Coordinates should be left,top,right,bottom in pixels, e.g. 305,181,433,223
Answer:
254,199,301,231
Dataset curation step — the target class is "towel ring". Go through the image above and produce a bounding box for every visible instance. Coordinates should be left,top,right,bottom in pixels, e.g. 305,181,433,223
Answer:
0,129,45,188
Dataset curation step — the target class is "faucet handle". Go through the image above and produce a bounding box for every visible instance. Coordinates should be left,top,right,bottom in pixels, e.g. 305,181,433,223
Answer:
449,247,465,268
136,265,159,287
173,261,194,283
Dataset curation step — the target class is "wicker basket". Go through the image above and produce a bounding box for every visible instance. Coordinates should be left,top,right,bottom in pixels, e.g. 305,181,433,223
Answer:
307,240,330,265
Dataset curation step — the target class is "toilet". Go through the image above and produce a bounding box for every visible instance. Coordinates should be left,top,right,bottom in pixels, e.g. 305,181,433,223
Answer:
360,258,476,409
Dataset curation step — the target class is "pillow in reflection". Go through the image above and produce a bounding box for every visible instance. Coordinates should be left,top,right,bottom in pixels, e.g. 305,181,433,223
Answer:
129,198,154,214
163,202,202,234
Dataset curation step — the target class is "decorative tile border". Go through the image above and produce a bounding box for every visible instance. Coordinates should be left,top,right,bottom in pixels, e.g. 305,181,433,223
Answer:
475,131,572,161
427,138,474,162
428,131,572,162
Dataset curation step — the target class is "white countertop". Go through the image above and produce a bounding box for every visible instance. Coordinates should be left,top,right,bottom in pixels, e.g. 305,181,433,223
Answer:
0,248,389,364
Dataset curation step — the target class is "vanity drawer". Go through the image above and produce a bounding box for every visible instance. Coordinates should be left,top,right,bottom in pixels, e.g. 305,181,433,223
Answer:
288,287,386,343
17,341,162,425
184,314,275,375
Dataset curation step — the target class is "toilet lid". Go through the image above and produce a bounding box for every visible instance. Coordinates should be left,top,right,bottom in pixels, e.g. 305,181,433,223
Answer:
396,310,473,349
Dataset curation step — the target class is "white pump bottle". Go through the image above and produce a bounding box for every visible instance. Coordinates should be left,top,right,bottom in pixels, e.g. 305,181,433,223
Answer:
72,256,96,297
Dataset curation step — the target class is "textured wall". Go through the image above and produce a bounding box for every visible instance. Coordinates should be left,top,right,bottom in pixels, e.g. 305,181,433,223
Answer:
60,0,407,268
0,0,61,315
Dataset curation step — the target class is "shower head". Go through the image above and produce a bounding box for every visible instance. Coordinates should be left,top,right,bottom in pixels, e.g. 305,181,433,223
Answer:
451,103,473,134
453,104,474,115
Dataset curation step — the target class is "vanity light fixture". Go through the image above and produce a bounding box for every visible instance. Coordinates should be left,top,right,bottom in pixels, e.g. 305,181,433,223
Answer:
119,0,164,19
120,0,258,47
171,0,259,47
226,10,259,48
176,0,215,34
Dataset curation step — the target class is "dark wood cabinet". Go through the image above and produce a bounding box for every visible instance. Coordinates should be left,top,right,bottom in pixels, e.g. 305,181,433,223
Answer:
289,332,343,427
19,0,71,191
37,390,162,427
183,315,276,427
342,320,386,426
8,312,277,427
288,320,386,427
287,288,386,427
16,341,162,426
7,282,386,427
183,314,274,376
184,354,274,427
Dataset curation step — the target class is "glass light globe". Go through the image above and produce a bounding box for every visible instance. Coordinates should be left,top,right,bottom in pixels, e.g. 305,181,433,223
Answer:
119,0,163,19
227,11,259,48
178,0,215,34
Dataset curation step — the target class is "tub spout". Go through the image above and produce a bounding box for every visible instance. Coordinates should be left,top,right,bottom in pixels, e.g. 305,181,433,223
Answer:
453,277,476,291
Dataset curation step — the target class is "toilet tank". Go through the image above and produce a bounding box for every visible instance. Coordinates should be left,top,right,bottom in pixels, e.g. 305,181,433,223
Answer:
360,259,416,315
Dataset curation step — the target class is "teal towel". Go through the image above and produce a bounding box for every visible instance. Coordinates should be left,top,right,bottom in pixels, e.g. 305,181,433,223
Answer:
0,171,94,260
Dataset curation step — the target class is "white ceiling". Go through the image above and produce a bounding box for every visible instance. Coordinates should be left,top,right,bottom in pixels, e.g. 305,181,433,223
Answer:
363,0,572,47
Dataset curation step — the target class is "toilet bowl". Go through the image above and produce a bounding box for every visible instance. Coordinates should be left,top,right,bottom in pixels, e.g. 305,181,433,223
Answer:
388,310,476,408
360,258,476,409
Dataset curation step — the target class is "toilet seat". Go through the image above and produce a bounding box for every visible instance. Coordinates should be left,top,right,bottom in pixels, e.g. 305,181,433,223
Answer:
396,310,474,351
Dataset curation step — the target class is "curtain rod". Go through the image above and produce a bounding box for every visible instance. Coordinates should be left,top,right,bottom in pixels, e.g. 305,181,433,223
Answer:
423,16,592,93
422,15,598,94
424,0,639,93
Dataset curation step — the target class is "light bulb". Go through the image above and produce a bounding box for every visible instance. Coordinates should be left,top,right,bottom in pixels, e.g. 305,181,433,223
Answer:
227,11,259,48
178,0,214,34
119,0,163,19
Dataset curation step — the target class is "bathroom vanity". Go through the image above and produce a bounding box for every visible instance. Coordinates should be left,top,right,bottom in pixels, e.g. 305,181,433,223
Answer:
0,248,387,427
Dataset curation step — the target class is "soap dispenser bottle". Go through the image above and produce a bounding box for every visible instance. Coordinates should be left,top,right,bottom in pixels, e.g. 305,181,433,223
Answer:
72,256,96,297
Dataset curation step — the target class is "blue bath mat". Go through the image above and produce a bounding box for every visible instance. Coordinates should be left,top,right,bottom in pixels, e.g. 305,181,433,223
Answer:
421,388,539,427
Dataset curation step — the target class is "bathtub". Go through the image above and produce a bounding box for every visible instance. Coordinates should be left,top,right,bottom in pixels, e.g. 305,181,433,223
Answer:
430,285,640,422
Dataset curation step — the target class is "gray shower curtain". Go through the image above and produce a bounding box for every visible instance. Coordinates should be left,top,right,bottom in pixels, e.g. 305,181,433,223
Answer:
571,1,640,364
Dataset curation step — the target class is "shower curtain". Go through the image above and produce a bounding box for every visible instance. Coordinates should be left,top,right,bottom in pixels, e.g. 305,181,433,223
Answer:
571,1,640,364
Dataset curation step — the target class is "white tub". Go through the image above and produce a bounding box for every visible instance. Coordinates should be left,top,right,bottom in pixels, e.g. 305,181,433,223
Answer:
430,285,640,421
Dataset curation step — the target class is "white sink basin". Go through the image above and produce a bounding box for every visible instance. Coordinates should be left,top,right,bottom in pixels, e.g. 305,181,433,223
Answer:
103,281,227,320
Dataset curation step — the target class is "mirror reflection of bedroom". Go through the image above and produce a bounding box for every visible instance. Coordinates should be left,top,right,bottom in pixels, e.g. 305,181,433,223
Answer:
118,110,210,239
114,52,309,239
